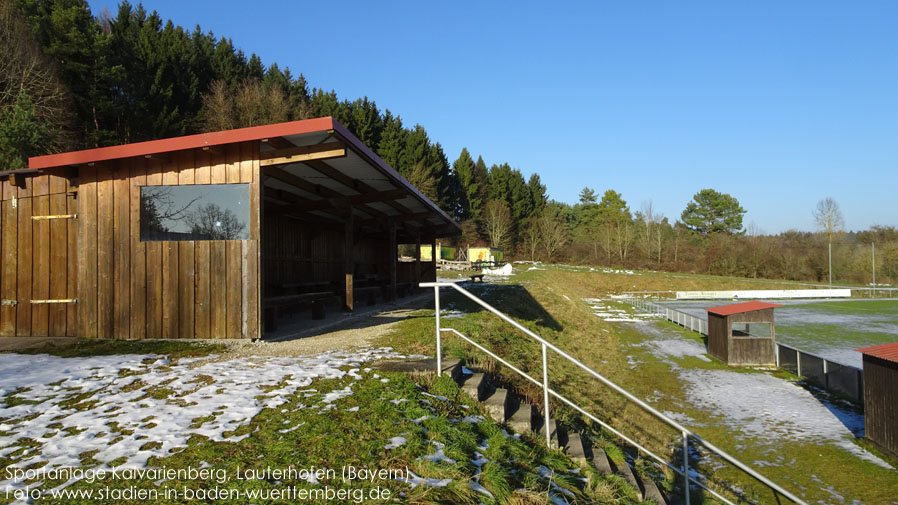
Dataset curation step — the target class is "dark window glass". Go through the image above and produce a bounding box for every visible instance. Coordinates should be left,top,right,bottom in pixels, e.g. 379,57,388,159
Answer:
731,322,771,338
140,184,250,241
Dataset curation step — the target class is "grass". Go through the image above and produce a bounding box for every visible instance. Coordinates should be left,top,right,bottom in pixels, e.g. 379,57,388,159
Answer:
379,265,898,504
774,299,898,353
9,338,225,359
9,369,641,505
796,299,898,315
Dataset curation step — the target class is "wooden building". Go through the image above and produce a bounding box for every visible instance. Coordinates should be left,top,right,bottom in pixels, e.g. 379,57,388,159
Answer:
706,301,781,366
0,117,460,340
857,342,898,458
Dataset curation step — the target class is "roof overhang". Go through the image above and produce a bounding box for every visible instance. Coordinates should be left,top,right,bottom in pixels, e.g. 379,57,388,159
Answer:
856,342,898,364
22,117,460,238
706,301,782,316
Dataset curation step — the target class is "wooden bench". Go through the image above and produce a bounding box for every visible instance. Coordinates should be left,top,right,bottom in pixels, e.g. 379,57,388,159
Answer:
469,274,485,283
264,291,334,331
268,281,334,297
396,282,415,298
353,286,380,306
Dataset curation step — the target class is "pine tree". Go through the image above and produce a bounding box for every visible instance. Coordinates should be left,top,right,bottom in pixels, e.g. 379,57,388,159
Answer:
15,0,98,145
528,173,547,213
211,37,246,87
0,92,51,169
348,97,383,148
246,53,264,79
453,148,478,220
398,124,430,176
429,142,453,211
579,187,598,204
376,110,405,169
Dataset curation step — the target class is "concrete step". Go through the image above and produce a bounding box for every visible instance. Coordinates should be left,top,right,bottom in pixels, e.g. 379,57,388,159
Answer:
592,447,614,476
441,358,465,382
482,388,508,423
506,400,534,434
450,366,653,503
460,372,489,401
638,471,668,505
564,431,588,466
611,457,643,500
535,417,560,449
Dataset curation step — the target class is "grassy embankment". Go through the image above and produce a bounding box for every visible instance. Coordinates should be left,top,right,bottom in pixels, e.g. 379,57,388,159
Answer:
381,266,898,504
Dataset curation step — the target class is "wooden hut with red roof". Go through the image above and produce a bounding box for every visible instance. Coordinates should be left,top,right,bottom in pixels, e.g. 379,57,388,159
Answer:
0,117,460,340
856,342,898,458
706,301,782,366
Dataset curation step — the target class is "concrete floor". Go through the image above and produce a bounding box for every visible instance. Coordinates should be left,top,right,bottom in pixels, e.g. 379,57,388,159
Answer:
264,291,433,342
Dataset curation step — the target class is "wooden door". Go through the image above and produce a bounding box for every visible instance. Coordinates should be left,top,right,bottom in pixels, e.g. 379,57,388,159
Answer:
0,179,78,337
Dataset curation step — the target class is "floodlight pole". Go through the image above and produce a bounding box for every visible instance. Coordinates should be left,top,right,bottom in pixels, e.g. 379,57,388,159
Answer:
828,241,833,288
872,242,876,296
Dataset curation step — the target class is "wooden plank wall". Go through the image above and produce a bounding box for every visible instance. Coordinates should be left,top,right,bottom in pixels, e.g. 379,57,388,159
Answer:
726,309,776,366
707,314,727,362
0,172,78,337
863,356,898,459
262,217,344,290
1,140,260,339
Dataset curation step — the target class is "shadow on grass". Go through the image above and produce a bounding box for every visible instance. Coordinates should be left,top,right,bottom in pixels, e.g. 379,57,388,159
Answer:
10,339,225,358
789,377,866,438
442,282,564,332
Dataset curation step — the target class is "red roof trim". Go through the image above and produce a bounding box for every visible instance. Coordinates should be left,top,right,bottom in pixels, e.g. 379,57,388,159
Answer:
27,117,335,170
706,301,782,316
856,342,898,364
21,117,460,233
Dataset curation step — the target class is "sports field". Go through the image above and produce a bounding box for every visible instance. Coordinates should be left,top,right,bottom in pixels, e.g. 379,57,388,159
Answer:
660,298,898,367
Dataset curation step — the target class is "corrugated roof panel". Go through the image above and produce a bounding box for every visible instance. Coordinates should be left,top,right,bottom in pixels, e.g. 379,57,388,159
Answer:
365,201,400,215
857,342,898,364
706,301,783,316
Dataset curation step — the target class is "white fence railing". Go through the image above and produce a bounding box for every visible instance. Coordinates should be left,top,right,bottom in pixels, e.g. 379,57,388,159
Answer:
425,282,809,505
622,297,864,403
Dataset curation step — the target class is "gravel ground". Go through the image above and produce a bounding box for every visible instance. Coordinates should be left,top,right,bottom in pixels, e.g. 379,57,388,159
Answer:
210,307,422,361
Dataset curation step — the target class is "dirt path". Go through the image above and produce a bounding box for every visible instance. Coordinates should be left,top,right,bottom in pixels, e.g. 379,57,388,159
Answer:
205,307,424,362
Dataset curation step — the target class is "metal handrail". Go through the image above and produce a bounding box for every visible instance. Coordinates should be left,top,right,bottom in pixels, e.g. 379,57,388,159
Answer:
421,281,809,505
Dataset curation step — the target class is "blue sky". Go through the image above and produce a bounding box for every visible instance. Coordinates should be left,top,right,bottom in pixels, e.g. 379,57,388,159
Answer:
89,1,898,233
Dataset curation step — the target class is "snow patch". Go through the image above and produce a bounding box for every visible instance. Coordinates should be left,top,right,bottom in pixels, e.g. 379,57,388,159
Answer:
0,347,407,493
482,263,514,277
384,436,408,450
680,368,890,468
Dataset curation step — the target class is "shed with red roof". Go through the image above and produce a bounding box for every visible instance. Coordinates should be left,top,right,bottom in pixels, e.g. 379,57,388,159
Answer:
706,301,782,366
0,117,460,340
856,342,898,458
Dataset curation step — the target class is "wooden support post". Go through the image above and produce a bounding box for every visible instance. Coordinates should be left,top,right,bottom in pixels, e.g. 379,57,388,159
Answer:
389,220,397,301
344,206,354,312
414,232,421,288
431,237,437,283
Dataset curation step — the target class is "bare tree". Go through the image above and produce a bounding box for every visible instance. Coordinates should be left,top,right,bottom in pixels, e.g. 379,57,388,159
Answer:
186,203,247,240
0,0,76,164
405,161,438,203
523,223,541,262
482,200,512,250
235,79,289,127
615,217,633,264
813,197,844,286
201,80,236,132
537,208,568,262
202,78,289,132
640,200,664,266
